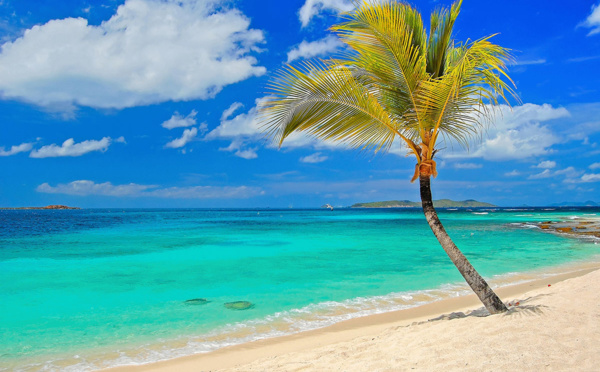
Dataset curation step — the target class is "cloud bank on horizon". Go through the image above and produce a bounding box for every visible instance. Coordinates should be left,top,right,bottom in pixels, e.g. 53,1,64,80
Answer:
37,180,264,199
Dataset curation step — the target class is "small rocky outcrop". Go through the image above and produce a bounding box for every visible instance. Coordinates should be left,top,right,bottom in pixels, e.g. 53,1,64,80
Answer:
518,220,600,238
1,205,81,210
43,205,80,210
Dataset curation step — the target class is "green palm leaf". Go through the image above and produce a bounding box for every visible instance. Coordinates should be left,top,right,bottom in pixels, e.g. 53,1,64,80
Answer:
261,60,399,153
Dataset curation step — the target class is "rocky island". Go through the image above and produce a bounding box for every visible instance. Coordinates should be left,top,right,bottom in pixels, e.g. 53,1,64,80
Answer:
1,205,81,210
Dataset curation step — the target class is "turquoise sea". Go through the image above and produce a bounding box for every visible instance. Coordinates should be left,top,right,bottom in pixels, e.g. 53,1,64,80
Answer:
1,207,599,371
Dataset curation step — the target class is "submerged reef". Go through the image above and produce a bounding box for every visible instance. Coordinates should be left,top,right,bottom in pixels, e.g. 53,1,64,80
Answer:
224,301,254,310
184,298,210,305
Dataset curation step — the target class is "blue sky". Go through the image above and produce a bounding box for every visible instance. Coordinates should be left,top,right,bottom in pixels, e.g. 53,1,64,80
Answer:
1,0,600,208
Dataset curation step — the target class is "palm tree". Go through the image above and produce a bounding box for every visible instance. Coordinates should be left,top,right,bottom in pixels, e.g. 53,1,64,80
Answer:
259,0,516,314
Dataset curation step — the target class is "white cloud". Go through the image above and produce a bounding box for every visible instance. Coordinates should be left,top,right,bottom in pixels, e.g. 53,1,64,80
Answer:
564,172,600,184
287,35,343,62
473,125,557,160
567,55,600,63
37,180,152,196
161,110,198,130
581,3,600,36
300,152,328,163
0,0,266,110
219,139,258,159
529,166,583,181
206,100,261,140
504,170,521,177
30,137,119,158
221,102,244,121
581,173,600,182
555,167,581,178
0,142,33,156
453,162,482,169
528,169,552,179
205,98,264,158
559,103,600,142
37,180,263,199
590,162,600,169
536,160,556,169
513,59,546,66
233,149,258,160
445,103,569,161
298,0,354,27
165,127,198,149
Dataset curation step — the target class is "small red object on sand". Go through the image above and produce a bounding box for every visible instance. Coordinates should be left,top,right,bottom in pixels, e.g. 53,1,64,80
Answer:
515,302,520,306
548,284,551,287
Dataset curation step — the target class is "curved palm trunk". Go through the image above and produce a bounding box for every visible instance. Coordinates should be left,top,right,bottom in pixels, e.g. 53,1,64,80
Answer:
419,175,508,314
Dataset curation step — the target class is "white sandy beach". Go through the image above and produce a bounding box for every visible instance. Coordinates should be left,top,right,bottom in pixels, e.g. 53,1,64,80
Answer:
108,266,600,372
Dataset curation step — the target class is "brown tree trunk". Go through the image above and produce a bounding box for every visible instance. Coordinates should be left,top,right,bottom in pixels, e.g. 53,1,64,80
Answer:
419,175,508,314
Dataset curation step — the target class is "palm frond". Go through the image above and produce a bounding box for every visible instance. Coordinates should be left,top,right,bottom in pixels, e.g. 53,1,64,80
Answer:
332,1,428,126
420,35,517,155
260,61,399,153
427,0,462,78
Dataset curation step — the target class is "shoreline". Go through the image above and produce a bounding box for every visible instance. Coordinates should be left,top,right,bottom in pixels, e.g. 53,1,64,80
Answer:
105,261,600,372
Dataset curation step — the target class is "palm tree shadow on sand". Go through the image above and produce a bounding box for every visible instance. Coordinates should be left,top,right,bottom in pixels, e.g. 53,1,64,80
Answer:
397,294,550,329
435,295,548,321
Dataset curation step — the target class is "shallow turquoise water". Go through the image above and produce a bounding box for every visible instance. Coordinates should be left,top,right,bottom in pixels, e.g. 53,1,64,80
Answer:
1,208,599,370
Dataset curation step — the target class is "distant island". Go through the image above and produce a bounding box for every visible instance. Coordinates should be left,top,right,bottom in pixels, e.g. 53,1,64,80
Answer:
351,199,496,208
0,205,81,210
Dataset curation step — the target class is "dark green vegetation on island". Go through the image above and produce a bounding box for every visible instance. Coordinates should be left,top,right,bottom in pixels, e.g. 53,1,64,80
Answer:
351,199,496,208
0,205,81,210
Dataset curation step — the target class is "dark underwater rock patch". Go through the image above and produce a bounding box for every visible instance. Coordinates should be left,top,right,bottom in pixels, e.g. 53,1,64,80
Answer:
184,298,210,305
224,301,254,310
